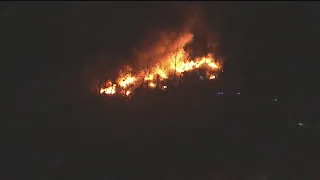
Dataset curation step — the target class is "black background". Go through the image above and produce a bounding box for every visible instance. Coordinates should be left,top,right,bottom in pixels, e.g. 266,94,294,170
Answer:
1,2,320,179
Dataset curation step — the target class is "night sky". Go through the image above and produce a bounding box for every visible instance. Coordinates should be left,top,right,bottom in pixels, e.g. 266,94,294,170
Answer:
2,2,320,179
2,2,319,100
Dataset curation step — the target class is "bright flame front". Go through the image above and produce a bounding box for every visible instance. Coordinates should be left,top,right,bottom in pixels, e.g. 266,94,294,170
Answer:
99,32,222,97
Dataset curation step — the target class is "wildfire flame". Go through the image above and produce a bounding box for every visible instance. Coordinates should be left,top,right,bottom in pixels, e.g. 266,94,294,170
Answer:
99,32,222,97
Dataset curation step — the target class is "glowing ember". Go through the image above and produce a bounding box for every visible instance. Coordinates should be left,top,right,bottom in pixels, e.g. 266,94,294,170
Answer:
209,75,216,80
99,32,223,97
125,90,131,96
148,82,156,88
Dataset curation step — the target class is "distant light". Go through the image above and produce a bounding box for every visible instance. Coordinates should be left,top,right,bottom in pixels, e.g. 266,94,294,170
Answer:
298,122,307,127
162,85,167,90
217,92,224,95
237,92,240,95
273,97,279,102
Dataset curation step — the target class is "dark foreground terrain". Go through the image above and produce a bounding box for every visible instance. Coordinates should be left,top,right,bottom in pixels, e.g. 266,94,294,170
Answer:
5,85,320,180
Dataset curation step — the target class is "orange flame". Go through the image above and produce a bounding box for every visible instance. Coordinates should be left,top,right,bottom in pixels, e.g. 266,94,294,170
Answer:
99,32,222,97
148,82,156,88
209,75,216,80
100,82,116,95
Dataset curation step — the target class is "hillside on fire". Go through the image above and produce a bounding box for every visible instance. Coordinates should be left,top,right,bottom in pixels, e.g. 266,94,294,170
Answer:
82,8,290,130
95,28,225,98
5,2,320,180
84,23,290,129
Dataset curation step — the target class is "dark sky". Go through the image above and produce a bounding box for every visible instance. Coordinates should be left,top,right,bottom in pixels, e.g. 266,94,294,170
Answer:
1,2,319,102
2,3,319,178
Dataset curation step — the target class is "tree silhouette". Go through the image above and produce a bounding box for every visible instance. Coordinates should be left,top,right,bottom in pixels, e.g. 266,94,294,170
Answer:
169,43,182,81
142,58,153,85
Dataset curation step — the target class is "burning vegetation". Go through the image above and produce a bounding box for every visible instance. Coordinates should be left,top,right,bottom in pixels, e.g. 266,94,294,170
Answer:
98,31,223,98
